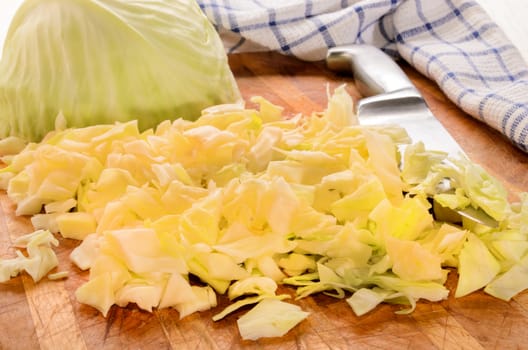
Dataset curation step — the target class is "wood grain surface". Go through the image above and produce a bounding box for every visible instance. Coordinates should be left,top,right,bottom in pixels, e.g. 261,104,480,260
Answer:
1,52,528,350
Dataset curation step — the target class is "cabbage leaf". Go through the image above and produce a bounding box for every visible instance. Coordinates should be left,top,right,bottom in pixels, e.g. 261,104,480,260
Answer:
0,0,241,141
0,85,527,340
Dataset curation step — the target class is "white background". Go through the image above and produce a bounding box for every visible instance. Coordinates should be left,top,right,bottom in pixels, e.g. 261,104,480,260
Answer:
0,0,24,58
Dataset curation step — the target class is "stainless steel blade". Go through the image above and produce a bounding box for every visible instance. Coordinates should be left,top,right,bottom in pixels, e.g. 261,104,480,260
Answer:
326,44,462,156
325,44,498,227
355,91,463,157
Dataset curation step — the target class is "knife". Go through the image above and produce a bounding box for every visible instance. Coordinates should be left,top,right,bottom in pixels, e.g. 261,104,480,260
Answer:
325,44,498,227
326,44,463,156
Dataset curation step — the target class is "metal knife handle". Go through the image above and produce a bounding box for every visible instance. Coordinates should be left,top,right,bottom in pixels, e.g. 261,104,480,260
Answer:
326,44,421,99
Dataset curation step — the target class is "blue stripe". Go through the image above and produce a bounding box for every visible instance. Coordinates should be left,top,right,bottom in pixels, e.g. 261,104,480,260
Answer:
241,0,291,53
207,0,224,27
228,37,247,54
378,13,395,44
478,93,495,122
502,101,528,141
454,88,475,106
305,0,313,17
309,17,336,49
518,123,528,151
224,0,240,33
440,70,528,84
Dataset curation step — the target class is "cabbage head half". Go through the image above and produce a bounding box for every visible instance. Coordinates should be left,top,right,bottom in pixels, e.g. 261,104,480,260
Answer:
0,0,241,141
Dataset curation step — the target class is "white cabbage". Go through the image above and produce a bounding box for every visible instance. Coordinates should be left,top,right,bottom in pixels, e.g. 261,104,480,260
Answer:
0,0,241,141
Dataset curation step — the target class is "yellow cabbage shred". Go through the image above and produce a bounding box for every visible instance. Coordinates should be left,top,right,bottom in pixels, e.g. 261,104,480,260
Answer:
0,86,527,339
0,229,59,283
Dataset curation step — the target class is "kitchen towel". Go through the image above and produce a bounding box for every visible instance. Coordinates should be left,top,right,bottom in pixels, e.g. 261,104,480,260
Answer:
198,0,528,153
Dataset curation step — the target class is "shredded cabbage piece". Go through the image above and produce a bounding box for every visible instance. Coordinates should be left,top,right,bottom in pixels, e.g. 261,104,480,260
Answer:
0,86,527,340
0,230,58,282
236,299,310,340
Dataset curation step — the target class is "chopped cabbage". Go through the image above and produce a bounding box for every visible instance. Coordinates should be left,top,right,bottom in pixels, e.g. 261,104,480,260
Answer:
0,0,240,141
346,287,404,316
455,233,501,297
484,254,528,301
0,230,58,282
236,299,310,341
0,86,527,341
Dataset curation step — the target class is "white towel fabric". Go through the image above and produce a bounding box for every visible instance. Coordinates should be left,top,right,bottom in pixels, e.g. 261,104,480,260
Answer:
198,0,528,153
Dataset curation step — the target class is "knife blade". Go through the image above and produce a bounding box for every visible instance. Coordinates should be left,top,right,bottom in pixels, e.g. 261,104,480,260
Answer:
325,44,498,227
326,44,462,156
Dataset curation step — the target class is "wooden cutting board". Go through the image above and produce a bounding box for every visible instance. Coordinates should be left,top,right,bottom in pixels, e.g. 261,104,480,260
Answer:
1,52,528,350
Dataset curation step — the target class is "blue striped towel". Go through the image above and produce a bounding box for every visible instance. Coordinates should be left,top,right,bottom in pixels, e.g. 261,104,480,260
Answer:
198,0,528,153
